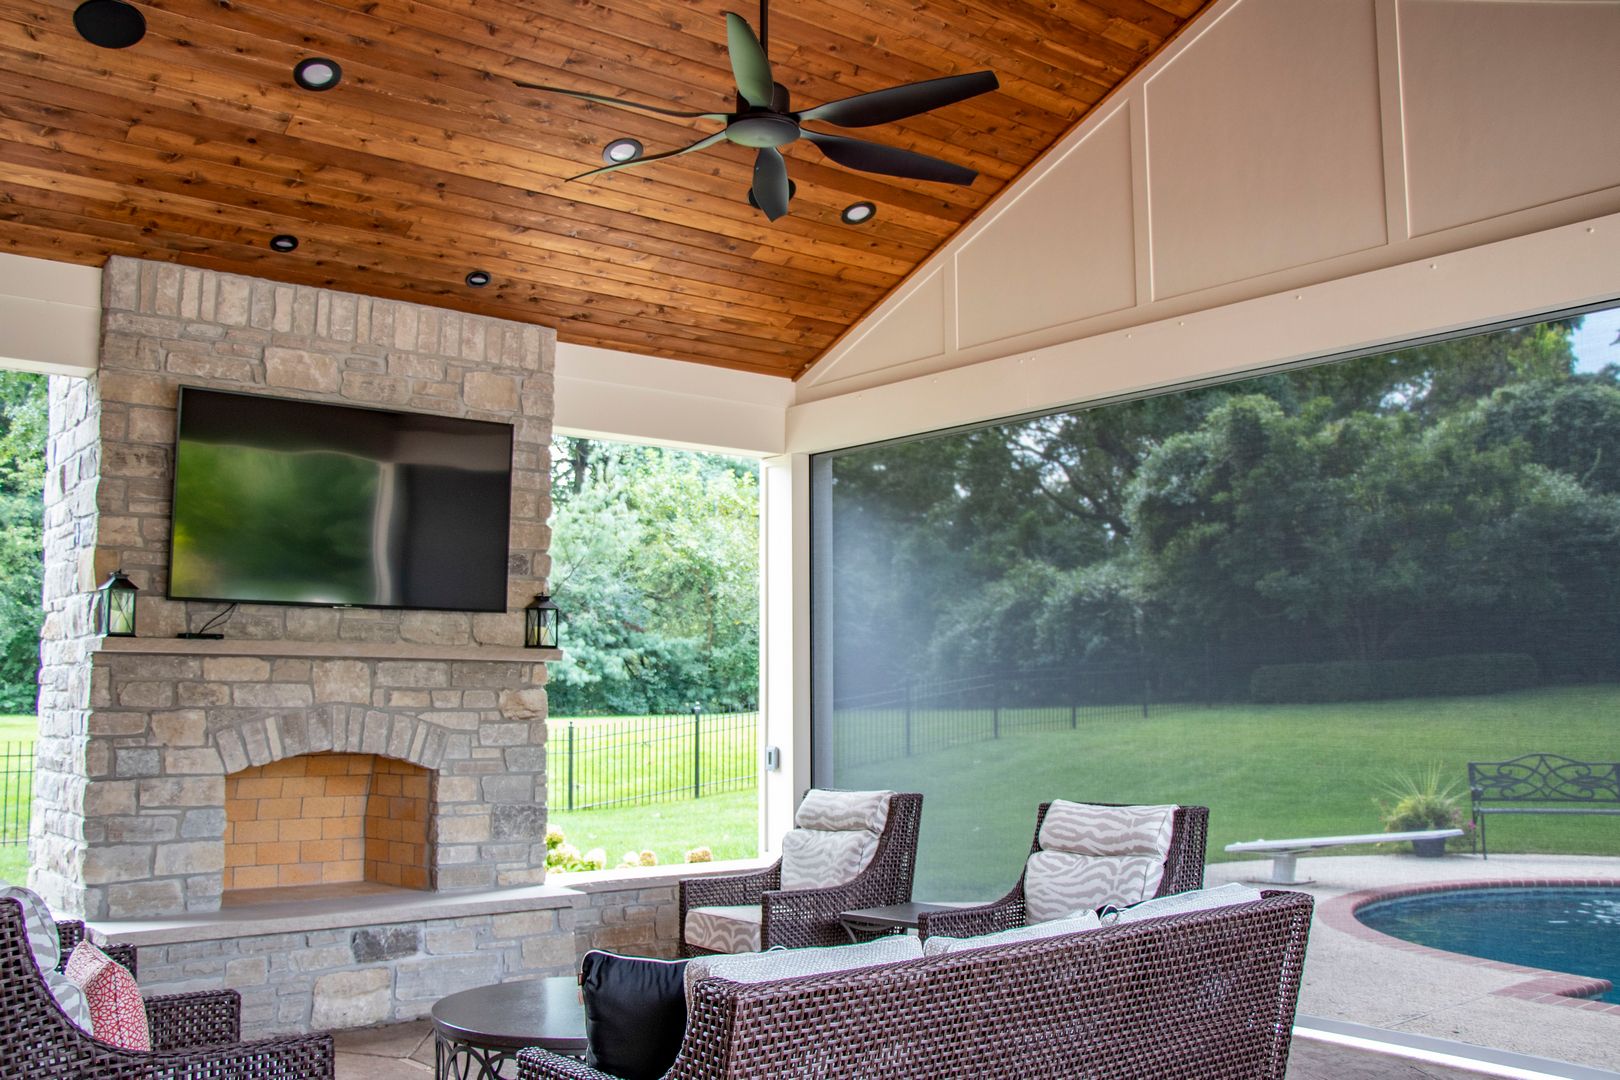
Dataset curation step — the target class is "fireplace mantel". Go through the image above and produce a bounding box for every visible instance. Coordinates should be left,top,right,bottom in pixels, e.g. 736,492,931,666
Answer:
97,637,563,664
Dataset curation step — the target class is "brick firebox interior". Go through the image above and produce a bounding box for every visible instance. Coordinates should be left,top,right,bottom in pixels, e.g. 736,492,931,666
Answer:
223,753,431,891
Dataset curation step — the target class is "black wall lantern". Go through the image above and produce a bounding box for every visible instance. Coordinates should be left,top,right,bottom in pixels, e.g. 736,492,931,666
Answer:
98,569,139,637
524,594,559,649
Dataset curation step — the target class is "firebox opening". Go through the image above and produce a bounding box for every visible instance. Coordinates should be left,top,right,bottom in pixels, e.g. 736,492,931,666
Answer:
223,753,432,895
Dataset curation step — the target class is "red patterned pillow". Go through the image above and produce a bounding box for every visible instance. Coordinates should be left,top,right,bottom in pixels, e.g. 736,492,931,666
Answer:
64,941,150,1051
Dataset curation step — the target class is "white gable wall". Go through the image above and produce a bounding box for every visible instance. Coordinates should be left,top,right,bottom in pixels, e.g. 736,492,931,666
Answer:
789,0,1620,450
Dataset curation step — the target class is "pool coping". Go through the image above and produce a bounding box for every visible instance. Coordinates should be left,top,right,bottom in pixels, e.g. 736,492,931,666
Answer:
1318,877,1620,1018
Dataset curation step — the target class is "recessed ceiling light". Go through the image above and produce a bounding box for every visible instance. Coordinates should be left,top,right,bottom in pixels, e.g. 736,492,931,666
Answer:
73,0,146,49
269,234,299,252
293,57,343,92
748,180,797,213
465,270,491,288
841,201,877,225
602,138,643,164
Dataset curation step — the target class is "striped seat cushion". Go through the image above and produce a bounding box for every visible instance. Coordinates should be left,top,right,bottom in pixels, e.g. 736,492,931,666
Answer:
683,904,763,954
779,790,893,892
1022,802,1177,922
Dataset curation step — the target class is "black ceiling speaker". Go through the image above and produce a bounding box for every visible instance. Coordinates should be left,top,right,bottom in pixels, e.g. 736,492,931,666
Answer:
73,0,146,49
515,0,997,222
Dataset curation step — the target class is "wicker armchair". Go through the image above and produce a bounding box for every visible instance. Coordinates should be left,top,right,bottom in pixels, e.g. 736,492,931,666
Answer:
679,792,923,955
918,800,1208,940
55,919,137,979
518,889,1314,1080
1,898,334,1079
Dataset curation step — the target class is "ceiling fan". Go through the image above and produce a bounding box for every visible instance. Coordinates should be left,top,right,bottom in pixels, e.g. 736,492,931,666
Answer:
515,0,999,221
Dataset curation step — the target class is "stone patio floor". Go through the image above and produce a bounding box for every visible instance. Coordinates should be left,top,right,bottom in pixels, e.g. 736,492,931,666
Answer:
331,1020,1499,1079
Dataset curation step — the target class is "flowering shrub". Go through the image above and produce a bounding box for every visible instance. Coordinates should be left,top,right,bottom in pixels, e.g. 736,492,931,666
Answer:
546,825,715,871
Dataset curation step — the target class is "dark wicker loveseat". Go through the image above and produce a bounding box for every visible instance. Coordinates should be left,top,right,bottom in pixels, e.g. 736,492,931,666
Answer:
1,897,334,1079
679,792,923,954
918,801,1209,940
520,889,1314,1080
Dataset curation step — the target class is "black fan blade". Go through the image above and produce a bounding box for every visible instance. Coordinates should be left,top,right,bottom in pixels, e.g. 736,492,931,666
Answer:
797,71,999,128
725,12,775,109
751,147,791,221
802,131,977,185
569,131,728,181
514,81,730,121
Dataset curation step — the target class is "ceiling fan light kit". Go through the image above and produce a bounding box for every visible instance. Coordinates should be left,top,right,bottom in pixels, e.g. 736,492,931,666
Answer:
516,0,998,222
602,138,644,164
73,0,146,49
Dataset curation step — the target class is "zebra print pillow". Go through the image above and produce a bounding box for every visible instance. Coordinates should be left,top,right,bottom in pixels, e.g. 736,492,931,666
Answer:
1020,802,1179,921
779,790,894,891
1037,801,1177,857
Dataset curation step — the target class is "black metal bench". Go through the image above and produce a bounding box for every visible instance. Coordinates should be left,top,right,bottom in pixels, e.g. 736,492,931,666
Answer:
1467,753,1620,858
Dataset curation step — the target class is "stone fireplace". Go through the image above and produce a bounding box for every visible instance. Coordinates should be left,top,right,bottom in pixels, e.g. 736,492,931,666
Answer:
32,257,560,922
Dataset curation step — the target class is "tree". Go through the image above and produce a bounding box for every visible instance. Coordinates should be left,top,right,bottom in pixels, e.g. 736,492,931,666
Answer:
546,438,759,714
0,372,46,711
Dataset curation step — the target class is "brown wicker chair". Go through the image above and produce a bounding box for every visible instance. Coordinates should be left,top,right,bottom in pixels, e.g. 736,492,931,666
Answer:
917,800,1209,940
518,889,1314,1080
55,919,137,979
1,898,334,1079
678,792,923,955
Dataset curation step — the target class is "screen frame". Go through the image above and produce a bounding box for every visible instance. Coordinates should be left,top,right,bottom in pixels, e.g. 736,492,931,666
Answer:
166,385,516,613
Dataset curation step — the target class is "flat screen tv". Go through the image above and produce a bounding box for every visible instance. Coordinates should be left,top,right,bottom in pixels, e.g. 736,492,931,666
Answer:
169,387,514,612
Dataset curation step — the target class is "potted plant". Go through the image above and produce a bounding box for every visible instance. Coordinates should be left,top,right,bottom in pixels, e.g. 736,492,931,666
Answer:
1376,766,1466,856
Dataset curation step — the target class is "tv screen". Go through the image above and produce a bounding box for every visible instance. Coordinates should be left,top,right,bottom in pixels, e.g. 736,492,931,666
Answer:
169,387,513,612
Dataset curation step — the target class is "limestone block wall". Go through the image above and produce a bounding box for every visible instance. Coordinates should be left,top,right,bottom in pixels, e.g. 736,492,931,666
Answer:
124,897,577,1037
32,257,557,919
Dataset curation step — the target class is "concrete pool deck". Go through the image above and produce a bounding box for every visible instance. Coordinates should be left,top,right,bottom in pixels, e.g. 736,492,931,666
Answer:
1207,851,1620,1074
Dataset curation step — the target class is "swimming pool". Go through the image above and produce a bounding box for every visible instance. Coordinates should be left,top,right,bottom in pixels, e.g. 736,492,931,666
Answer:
1355,886,1620,1004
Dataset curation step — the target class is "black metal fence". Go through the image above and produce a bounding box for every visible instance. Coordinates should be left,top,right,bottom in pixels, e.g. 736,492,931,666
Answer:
1,742,33,847
830,667,1172,771
547,708,759,812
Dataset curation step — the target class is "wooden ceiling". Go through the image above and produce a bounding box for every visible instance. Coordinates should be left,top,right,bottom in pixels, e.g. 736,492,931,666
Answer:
0,0,1210,378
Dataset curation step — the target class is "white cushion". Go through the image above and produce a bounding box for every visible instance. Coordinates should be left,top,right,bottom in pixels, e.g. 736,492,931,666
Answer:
779,789,893,891
683,905,763,954
2,884,93,1031
1038,801,1177,857
923,909,1102,956
1020,802,1179,921
685,935,923,1001
1024,851,1167,920
794,789,893,833
1109,883,1265,925
780,829,879,891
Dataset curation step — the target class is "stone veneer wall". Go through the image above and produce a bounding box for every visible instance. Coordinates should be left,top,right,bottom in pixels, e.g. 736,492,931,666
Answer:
129,901,577,1036
32,257,556,919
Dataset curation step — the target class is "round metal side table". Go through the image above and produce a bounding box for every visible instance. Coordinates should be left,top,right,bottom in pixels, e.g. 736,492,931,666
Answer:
432,975,587,1080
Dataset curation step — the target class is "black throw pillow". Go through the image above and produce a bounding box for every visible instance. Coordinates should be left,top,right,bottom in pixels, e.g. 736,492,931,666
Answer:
579,950,689,1080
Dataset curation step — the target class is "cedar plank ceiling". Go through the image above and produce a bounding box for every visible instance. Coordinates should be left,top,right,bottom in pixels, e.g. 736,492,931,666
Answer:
0,0,1212,378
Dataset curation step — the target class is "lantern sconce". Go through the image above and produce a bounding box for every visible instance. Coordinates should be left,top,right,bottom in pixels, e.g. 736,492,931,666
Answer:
524,594,560,649
98,569,139,637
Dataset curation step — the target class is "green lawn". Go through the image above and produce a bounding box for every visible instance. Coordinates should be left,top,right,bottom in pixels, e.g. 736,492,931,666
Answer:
837,684,1620,898
0,715,35,883
3,687,1616,893
550,788,759,869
